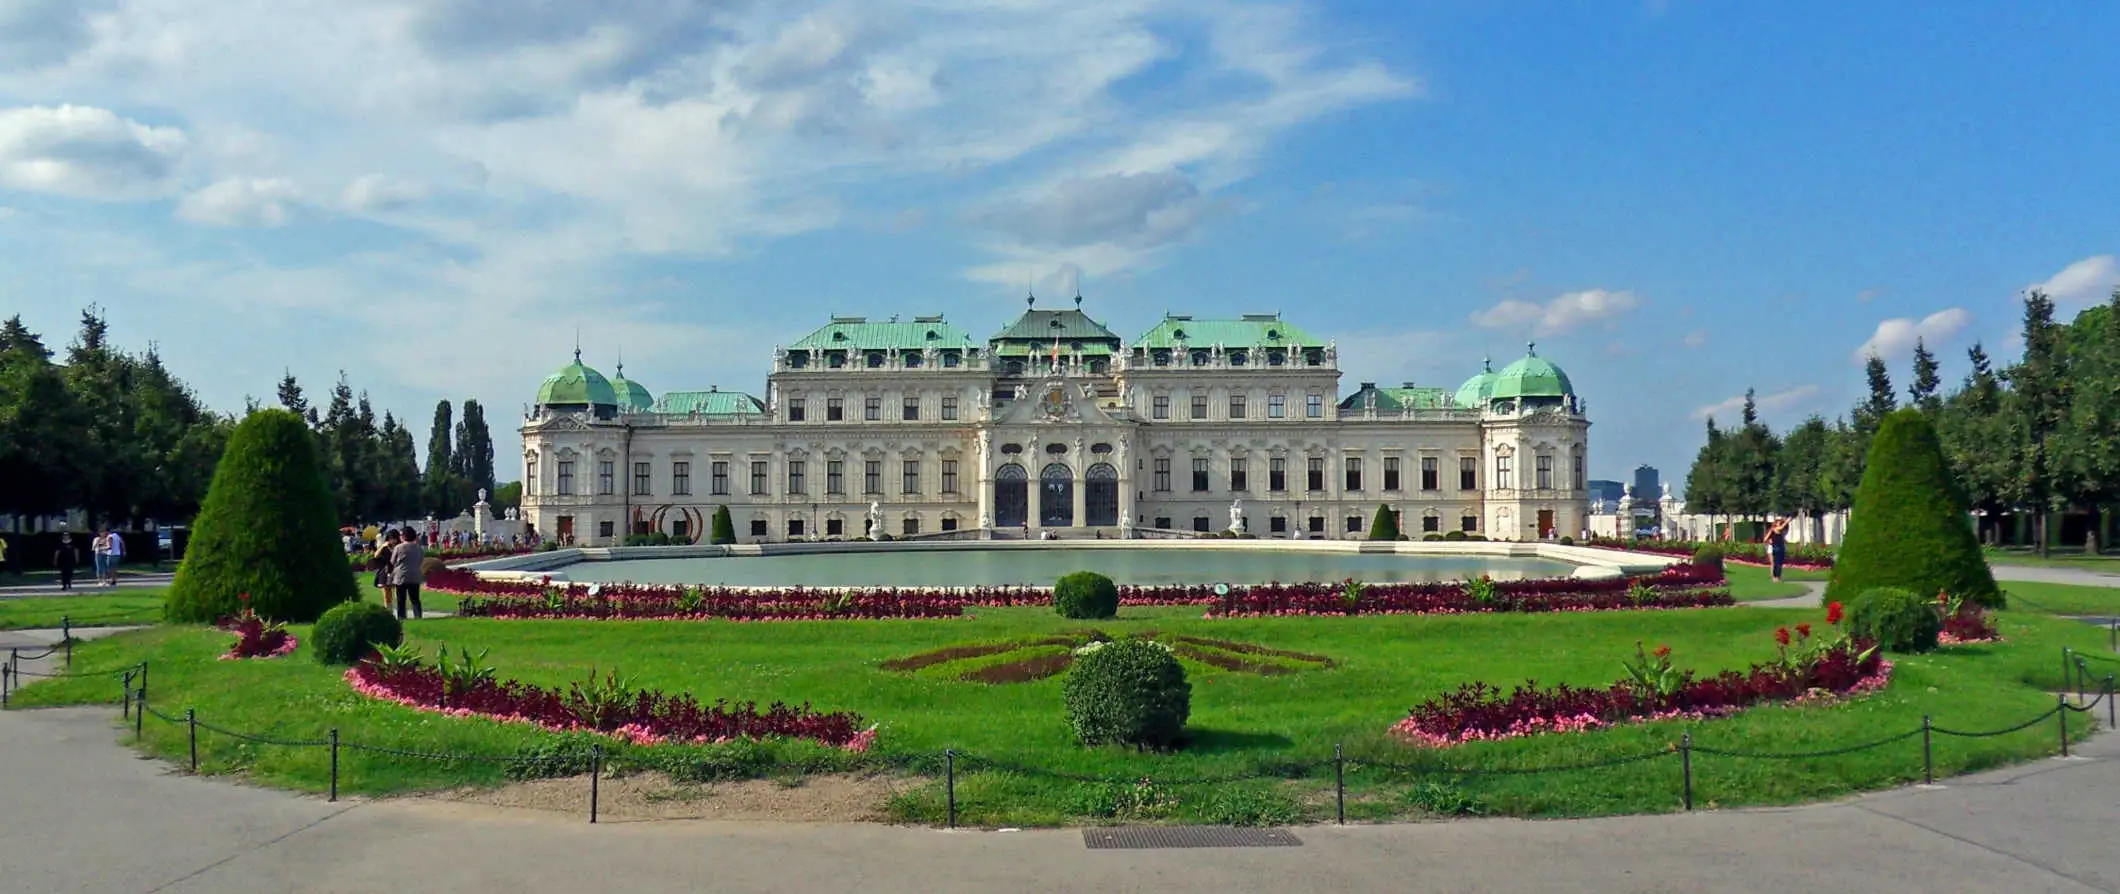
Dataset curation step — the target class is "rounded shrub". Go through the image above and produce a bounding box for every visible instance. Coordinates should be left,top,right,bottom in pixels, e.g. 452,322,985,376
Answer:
1848,585,1941,653
1423,533,1444,542
1558,535,1575,546
1443,530,1468,542
167,409,357,623
1691,545,1725,574
420,556,447,580
1063,639,1192,750
1054,570,1120,620
312,601,404,665
1825,409,2001,608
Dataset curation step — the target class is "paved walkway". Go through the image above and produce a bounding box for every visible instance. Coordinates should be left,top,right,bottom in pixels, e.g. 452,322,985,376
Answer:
0,573,174,599
1994,564,2120,587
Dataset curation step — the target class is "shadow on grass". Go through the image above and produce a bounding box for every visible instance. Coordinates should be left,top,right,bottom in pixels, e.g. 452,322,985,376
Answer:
1182,727,1296,754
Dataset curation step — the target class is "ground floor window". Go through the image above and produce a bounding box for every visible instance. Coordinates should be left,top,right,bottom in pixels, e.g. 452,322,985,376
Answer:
1154,516,1172,529
1270,516,1287,534
598,520,615,539
673,519,690,540
1308,516,1324,534
1193,516,1210,532
1345,516,1361,533
903,517,920,536
941,517,958,532
827,518,844,537
1422,514,1440,533
750,519,768,537
1461,515,1478,532
787,518,804,537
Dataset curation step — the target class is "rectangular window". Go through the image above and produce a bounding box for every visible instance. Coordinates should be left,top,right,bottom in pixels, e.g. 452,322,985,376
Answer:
1346,516,1362,533
633,462,652,496
1345,457,1363,492
1462,515,1479,533
864,460,882,494
903,397,919,421
672,461,691,496
1460,457,1478,491
1496,455,1515,490
1270,516,1287,534
1306,394,1324,418
1193,516,1210,533
787,518,804,538
1269,457,1287,492
941,396,958,420
1422,515,1441,533
750,519,768,538
902,517,919,536
526,457,537,496
827,460,844,495
1307,457,1325,492
556,461,574,496
1308,516,1325,534
1230,458,1247,493
1383,457,1401,491
598,520,615,539
1574,454,1586,490
1154,517,1172,530
827,518,845,537
1191,394,1208,420
1152,395,1170,420
902,460,920,495
711,461,729,495
1153,457,1171,492
864,397,881,421
749,461,768,495
1421,457,1439,491
942,459,959,494
1268,394,1285,418
789,398,805,422
1536,455,1553,490
598,460,615,495
941,517,958,532
1228,395,1246,419
827,397,844,421
787,460,805,495
1191,458,1209,492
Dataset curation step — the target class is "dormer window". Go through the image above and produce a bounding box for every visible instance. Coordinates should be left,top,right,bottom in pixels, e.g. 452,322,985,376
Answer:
788,353,809,368
904,351,922,368
925,329,939,340
1190,350,1209,366
1265,328,1280,340
1152,350,1170,366
1304,349,1323,367
832,331,847,342
1229,350,1248,366
1267,350,1285,367
828,353,846,369
866,352,885,368
941,351,961,368
1172,329,1187,340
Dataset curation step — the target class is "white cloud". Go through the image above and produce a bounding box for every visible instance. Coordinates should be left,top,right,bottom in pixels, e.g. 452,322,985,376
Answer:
0,104,187,199
176,177,301,227
1853,308,1970,364
1693,385,1821,422
1471,289,1641,336
2030,254,2119,308
339,174,428,213
1682,330,1707,349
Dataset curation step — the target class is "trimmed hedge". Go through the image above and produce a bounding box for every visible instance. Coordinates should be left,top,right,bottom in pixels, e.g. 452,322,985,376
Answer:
1848,586,1940,654
1063,639,1192,750
1825,409,2001,608
1054,571,1120,620
1368,504,1399,541
167,410,356,623
312,601,404,665
711,505,735,545
1691,545,1725,575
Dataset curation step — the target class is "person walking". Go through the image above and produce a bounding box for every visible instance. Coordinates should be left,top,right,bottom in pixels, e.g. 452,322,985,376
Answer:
370,529,400,603
89,528,111,587
389,526,425,620
0,533,10,577
104,528,125,586
53,534,80,591
1766,516,1792,583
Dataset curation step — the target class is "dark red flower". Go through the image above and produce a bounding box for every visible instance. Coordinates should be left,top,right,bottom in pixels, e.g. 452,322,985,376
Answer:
1826,601,1844,625
1653,644,1672,659
1774,627,1792,646
1796,623,1812,639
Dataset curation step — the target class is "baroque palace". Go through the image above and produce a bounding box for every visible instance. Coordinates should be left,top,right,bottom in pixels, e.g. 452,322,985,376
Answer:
520,298,1590,544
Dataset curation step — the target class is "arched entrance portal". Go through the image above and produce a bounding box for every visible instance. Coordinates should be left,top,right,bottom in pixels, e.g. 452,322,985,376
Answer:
1040,463,1074,527
994,463,1028,528
1085,463,1118,526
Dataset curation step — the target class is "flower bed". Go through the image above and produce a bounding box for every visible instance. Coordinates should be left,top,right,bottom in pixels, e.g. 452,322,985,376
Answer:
345,545,533,570
1585,537,1835,570
435,564,1732,621
346,658,875,750
219,609,297,660
1391,608,1886,746
1938,591,2000,646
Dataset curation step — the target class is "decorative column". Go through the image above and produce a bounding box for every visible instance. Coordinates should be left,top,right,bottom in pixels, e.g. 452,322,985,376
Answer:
976,430,995,539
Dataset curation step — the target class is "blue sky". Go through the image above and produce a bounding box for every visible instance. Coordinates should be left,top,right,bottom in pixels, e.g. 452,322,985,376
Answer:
3,1,2117,484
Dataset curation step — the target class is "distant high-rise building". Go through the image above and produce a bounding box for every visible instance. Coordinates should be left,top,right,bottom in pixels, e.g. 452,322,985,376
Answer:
1587,479,1625,506
1633,465,1661,503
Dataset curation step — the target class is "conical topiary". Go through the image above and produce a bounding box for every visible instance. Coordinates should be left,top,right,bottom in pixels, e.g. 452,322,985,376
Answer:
167,409,359,623
1824,408,2001,608
1369,504,1399,541
711,504,735,545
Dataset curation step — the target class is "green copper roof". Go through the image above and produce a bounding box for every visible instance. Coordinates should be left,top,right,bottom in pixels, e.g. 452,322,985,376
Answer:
537,353,618,407
789,316,974,352
1339,382,1451,412
607,364,654,412
1134,314,1323,349
989,304,1121,351
1489,345,1575,400
1453,360,1497,407
653,389,765,416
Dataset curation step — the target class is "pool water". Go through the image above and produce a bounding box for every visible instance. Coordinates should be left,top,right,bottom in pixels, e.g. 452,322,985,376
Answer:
562,548,1578,588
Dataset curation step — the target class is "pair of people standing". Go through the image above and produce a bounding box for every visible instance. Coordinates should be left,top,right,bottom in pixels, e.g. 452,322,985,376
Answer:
90,528,125,586
370,527,426,620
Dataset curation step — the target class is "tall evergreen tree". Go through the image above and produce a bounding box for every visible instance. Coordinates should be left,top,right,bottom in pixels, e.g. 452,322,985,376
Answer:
2008,290,2069,557
0,320,89,524
1856,353,1897,433
453,399,497,505
424,399,455,517
1908,338,1942,412
1773,416,1832,541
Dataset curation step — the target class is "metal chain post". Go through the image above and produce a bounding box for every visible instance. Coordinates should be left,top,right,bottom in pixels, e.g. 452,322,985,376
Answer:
121,670,133,720
1679,733,1693,811
2058,692,2070,758
62,617,71,667
945,749,958,829
589,744,602,824
187,709,198,773
2,663,10,709
1334,743,1346,826
328,729,340,802
2064,649,2075,699
139,660,148,703
1921,715,1933,785
133,686,144,739
2108,675,2116,729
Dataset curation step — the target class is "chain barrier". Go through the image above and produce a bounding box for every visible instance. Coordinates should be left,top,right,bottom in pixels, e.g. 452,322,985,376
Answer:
8,662,144,680
1690,727,1924,760
1932,706,2062,738
1360,745,1673,777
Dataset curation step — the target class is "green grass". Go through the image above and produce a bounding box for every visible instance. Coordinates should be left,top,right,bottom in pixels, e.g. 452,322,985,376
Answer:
1984,547,2120,571
1996,581,2120,616
0,591,168,630
11,604,2107,826
1724,565,1828,602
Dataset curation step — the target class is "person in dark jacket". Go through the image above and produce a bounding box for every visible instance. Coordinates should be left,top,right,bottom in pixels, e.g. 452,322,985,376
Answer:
389,526,425,620
53,534,80,591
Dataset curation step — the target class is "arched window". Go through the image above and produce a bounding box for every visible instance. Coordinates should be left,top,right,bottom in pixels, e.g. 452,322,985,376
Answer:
1085,462,1119,526
994,463,1028,528
1040,462,1074,527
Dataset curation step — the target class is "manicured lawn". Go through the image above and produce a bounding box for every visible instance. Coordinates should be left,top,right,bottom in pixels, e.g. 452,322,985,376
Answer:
1984,548,2120,571
1997,581,2120,616
0,591,168,630
1724,565,1828,602
12,601,2105,826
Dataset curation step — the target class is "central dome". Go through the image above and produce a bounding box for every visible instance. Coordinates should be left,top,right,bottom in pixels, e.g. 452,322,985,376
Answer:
1489,344,1574,400
536,352,619,408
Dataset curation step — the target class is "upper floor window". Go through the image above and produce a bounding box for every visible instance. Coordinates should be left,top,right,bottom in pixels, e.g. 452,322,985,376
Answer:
1536,454,1554,490
1152,395,1170,420
1496,455,1515,490
712,461,730,495
1153,457,1171,492
1228,395,1246,419
1191,394,1208,420
1573,453,1586,490
633,461,652,496
1307,457,1325,492
902,396,919,421
788,398,805,422
556,461,574,496
827,460,844,495
941,460,959,494
1345,457,1363,492
1306,394,1324,418
1191,458,1209,492
526,457,537,496
672,461,691,496
1230,458,1247,493
1421,456,1439,491
598,460,615,495
1460,456,1478,490
864,397,882,421
750,460,768,495
864,460,882,494
941,396,958,421
1269,457,1287,492
787,461,805,495
827,397,844,421
1383,457,1400,491
1267,394,1286,418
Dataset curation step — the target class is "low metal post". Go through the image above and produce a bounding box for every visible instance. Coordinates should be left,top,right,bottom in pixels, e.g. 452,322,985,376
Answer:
187,709,198,773
589,744,602,824
2064,649,2074,698
2107,675,2116,729
945,749,958,829
2110,619,2116,654
2058,693,2070,758
328,729,340,801
133,687,144,739
1679,733,1693,811
122,670,133,720
62,617,71,667
1334,743,1346,826
2,664,10,709
1921,716,1933,785
139,660,148,703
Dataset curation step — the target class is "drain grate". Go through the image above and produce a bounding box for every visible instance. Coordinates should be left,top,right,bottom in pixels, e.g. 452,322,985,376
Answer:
1082,826,1303,849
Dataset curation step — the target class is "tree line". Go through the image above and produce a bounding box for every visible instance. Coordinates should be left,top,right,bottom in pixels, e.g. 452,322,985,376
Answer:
1684,289,2120,555
0,309,514,531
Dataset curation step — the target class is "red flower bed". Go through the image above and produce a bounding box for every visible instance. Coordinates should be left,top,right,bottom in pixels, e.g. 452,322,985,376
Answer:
458,582,968,621
346,660,874,750
345,545,532,570
1583,536,1835,570
1206,564,1732,617
219,608,297,660
1392,610,1886,746
1937,591,2000,645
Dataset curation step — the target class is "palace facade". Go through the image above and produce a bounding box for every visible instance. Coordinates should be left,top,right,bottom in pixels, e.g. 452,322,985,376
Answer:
519,300,1591,544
